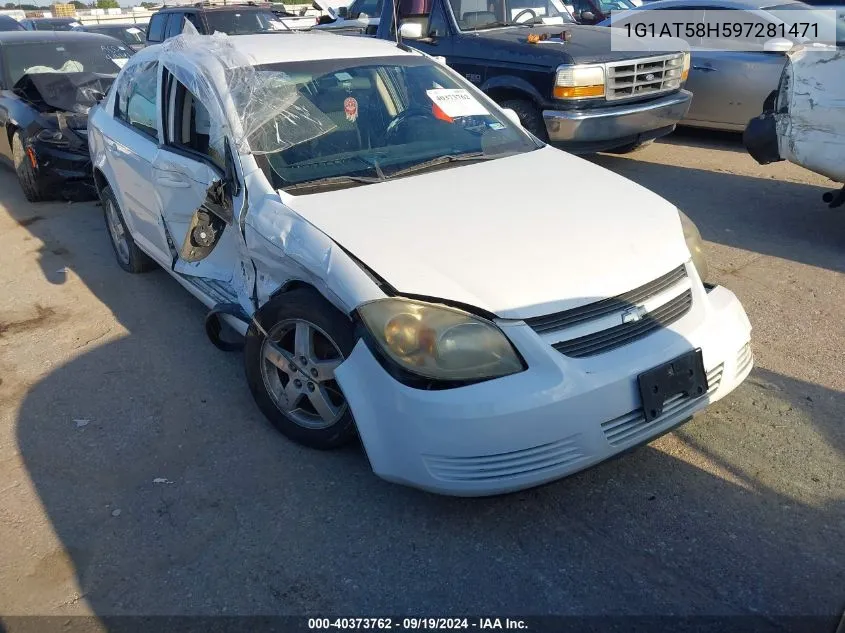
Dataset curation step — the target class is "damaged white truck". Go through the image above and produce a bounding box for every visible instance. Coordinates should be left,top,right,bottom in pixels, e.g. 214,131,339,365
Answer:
745,46,845,208
89,31,753,496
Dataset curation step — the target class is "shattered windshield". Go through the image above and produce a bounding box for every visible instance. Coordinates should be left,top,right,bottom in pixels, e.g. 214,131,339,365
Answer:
448,0,575,30
242,56,541,193
3,41,131,86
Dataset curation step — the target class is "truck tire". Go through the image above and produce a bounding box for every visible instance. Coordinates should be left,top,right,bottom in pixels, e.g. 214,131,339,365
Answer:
12,131,47,203
605,140,654,154
244,288,357,450
499,99,549,142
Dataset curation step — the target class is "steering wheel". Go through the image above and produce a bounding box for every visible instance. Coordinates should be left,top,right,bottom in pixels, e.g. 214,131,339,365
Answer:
385,107,440,143
513,7,538,22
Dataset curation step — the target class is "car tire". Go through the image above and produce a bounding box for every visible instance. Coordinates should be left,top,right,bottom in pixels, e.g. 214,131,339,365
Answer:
499,99,549,142
244,288,357,450
101,185,156,274
12,131,47,203
605,140,654,154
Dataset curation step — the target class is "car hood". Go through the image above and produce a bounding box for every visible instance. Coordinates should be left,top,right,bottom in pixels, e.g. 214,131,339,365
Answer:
13,72,115,114
283,147,691,319
464,24,686,63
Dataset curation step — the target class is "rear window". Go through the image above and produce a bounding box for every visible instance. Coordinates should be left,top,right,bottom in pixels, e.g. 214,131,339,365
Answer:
147,13,167,41
203,10,287,34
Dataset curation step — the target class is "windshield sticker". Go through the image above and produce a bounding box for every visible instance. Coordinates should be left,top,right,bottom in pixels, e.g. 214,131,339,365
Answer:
112,58,128,68
488,121,505,130
344,96,358,123
426,89,489,119
70,21,82,27
127,27,143,34
335,72,353,81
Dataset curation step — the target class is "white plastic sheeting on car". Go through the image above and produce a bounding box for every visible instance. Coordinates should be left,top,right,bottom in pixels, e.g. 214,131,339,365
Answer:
776,46,845,183
154,27,337,158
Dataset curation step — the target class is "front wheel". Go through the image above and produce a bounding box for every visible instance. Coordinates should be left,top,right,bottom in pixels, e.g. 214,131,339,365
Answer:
244,288,357,450
101,185,156,274
498,99,549,142
12,131,47,202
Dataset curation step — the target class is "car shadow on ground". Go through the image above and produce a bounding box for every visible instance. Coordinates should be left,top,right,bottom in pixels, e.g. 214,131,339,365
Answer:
2,174,843,628
590,152,845,275
658,127,748,154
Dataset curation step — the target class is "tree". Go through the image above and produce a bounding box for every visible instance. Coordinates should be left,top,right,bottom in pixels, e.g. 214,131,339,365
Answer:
70,0,88,7
140,1,159,7
94,0,119,7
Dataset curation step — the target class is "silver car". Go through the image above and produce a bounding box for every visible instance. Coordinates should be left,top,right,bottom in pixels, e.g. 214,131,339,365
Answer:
600,0,845,130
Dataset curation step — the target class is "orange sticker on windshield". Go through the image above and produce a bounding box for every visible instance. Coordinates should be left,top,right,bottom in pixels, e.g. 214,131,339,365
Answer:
344,96,358,122
432,103,453,123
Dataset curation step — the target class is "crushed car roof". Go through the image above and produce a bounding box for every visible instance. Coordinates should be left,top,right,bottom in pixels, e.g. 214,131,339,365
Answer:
137,31,416,65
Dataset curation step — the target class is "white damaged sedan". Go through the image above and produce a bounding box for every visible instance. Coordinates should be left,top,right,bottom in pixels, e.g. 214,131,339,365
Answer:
88,30,753,496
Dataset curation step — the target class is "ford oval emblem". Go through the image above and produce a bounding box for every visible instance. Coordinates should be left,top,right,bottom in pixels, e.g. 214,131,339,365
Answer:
645,73,656,81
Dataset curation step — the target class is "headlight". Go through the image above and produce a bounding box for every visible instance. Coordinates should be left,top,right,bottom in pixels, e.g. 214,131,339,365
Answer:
681,51,690,82
357,298,524,382
35,129,69,146
554,64,605,99
678,210,708,282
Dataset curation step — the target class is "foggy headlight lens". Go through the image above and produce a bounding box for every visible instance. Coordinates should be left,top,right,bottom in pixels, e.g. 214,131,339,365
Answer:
358,298,524,382
678,210,708,282
35,129,69,146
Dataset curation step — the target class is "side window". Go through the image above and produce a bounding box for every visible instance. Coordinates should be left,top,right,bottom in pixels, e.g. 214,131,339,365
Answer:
185,12,204,32
165,12,185,38
164,74,225,169
146,13,167,41
397,0,448,36
351,0,381,18
116,61,159,138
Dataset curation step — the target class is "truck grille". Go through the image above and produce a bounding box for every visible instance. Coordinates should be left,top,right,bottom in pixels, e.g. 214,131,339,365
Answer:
605,53,685,102
525,264,693,358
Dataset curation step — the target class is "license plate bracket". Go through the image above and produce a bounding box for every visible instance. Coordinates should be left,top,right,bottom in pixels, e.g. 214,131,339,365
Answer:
638,349,708,423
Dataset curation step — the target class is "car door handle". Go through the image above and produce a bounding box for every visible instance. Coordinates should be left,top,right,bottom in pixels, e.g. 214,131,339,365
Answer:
692,65,717,72
155,174,191,188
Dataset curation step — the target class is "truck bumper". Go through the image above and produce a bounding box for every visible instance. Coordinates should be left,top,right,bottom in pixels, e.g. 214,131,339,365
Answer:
542,90,693,153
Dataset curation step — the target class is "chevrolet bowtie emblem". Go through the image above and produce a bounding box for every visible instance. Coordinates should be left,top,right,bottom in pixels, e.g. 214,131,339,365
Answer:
621,305,649,324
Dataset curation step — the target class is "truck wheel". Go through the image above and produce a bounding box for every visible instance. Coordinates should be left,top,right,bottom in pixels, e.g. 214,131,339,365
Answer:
244,288,357,450
101,185,156,274
605,140,654,154
12,131,47,202
499,99,549,142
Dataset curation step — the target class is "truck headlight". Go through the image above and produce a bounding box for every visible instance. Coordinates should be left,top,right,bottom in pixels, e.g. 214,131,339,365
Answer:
554,65,605,99
357,298,524,382
682,51,690,82
678,210,708,282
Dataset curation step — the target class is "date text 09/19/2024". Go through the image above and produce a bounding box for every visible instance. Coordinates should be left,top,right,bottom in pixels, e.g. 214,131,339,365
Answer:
307,618,529,630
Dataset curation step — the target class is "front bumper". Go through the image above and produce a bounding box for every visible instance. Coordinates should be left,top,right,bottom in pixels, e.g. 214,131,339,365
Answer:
30,140,96,201
543,90,693,153
335,281,752,497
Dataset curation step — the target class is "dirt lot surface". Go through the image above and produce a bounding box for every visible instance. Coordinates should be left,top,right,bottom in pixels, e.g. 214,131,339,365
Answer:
0,130,842,630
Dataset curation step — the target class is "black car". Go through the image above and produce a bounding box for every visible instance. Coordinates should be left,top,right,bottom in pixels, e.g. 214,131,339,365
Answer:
20,17,82,31
145,3,289,43
0,31,132,201
0,15,25,31
81,22,147,51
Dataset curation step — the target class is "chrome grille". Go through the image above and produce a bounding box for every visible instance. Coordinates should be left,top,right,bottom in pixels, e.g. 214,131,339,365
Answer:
423,436,586,483
601,364,723,447
605,53,685,102
525,265,687,335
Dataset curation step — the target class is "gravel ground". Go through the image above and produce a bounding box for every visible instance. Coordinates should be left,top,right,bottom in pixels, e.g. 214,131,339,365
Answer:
0,129,842,631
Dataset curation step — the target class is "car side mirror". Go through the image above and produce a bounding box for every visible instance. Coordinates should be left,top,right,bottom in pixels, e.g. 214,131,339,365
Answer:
580,10,595,21
501,108,522,128
763,37,793,53
336,5,348,17
399,21,424,39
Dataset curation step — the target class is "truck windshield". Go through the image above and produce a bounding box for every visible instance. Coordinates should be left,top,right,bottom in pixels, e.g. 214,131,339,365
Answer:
448,0,576,30
245,56,541,193
205,10,289,34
